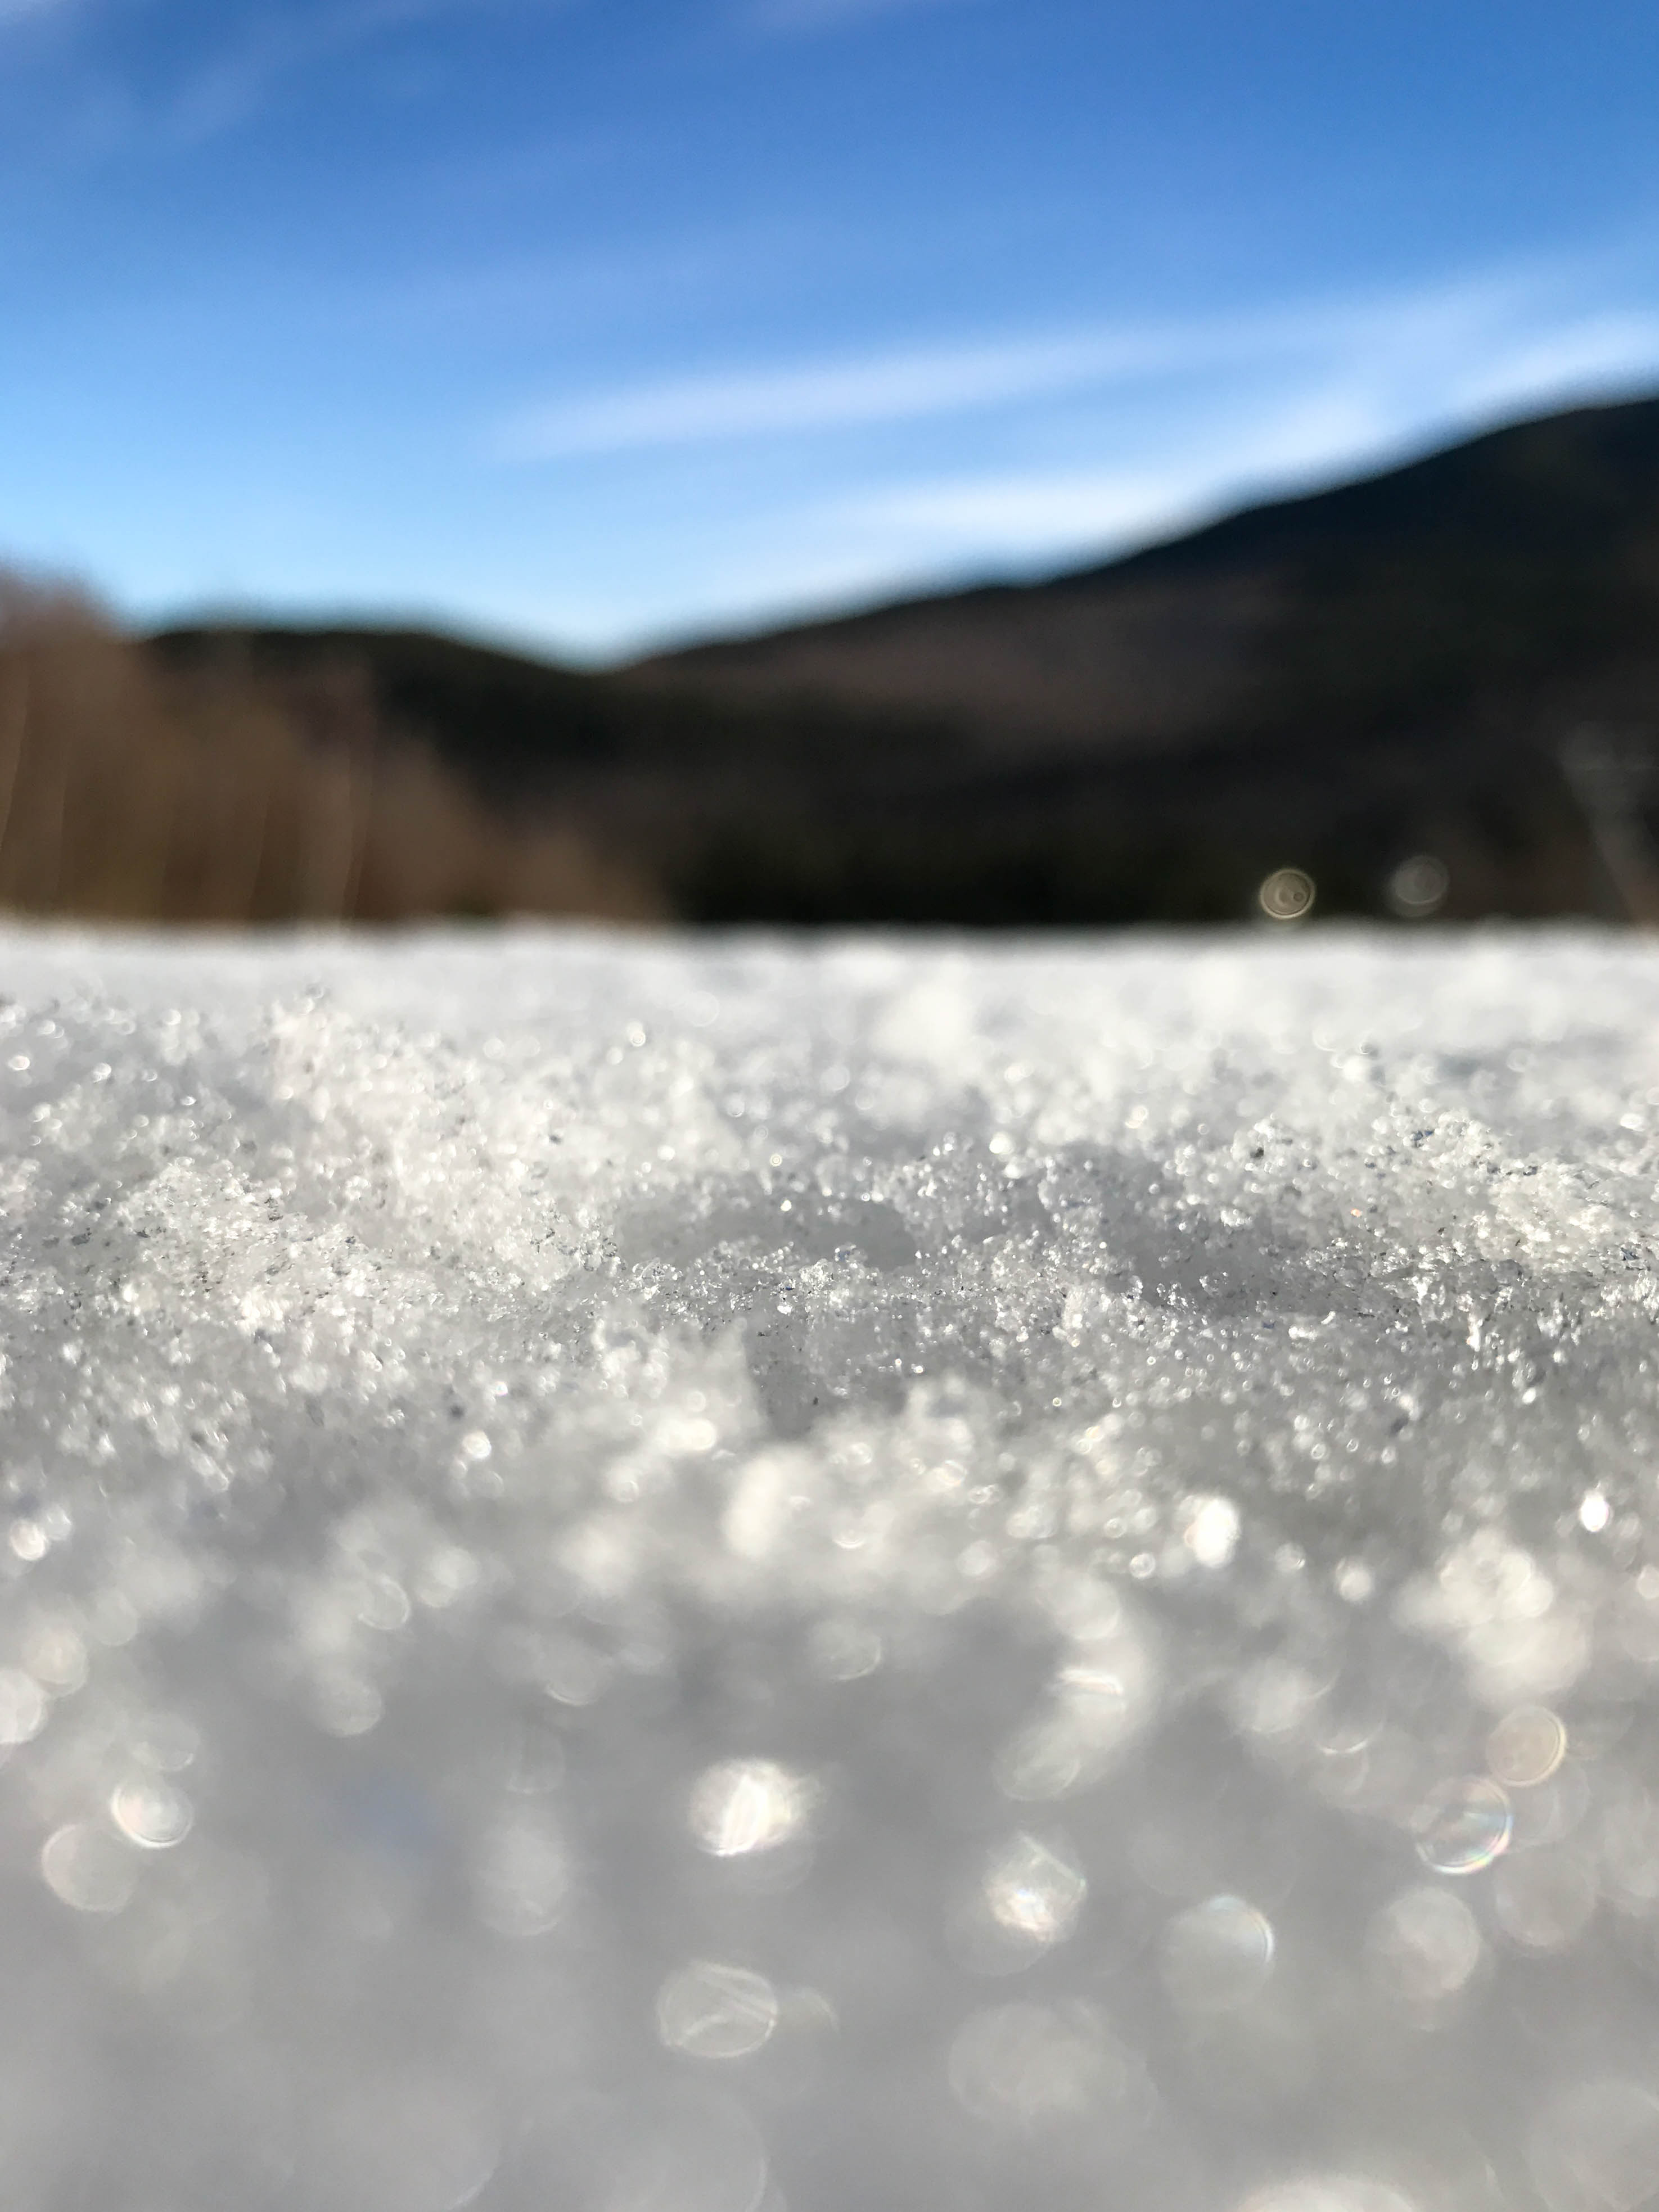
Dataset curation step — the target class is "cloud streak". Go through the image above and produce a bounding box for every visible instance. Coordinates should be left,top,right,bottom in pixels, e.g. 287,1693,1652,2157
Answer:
827,392,1399,554
497,330,1180,458
812,308,1659,569
538,271,1659,651
495,274,1659,469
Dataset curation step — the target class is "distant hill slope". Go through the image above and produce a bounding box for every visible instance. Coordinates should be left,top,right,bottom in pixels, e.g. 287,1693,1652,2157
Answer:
151,394,1659,925
628,393,1659,760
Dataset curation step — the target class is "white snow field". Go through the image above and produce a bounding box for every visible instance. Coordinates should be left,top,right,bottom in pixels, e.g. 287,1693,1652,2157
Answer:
1,925,1658,2212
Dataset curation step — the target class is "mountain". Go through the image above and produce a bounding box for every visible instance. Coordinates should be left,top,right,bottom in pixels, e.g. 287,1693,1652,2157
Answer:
632,394,1659,756
151,392,1659,926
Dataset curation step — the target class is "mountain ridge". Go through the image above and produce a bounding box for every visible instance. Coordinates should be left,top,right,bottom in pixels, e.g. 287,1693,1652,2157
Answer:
147,390,1659,925
623,391,1659,762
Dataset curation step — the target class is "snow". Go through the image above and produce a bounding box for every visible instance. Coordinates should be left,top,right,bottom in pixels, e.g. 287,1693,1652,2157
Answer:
0,923,1657,2210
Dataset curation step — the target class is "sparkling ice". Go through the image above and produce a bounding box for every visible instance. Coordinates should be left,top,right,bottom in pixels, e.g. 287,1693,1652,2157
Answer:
0,924,1655,2211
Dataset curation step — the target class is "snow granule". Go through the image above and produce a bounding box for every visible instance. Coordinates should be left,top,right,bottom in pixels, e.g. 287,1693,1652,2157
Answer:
0,923,1655,2209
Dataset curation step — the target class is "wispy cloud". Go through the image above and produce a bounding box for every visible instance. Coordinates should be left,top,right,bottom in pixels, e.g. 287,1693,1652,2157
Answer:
1443,310,1659,417
496,330,1180,458
495,273,1659,470
836,468,1211,552
546,273,1659,649
828,392,1398,557
815,309,1659,572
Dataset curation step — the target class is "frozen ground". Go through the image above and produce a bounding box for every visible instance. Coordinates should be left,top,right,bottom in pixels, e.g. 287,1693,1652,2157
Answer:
0,924,1657,2212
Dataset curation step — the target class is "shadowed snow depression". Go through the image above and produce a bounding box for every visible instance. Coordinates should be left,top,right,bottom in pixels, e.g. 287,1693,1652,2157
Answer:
0,927,1655,2211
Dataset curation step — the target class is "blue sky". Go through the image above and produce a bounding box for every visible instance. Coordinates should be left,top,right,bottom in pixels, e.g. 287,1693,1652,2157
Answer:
4,0,1659,658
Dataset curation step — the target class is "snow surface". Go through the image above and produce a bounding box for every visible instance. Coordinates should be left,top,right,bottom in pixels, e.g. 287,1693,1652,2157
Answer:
1,924,1658,2211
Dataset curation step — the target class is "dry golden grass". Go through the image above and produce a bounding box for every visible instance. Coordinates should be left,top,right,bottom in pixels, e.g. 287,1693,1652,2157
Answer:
0,576,664,926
